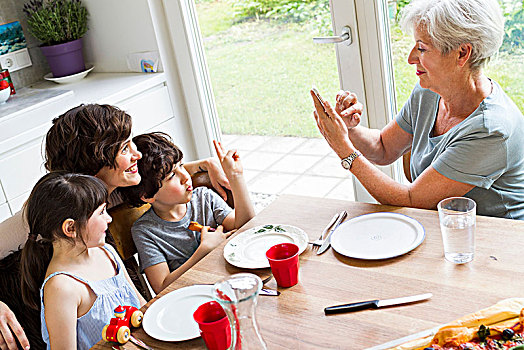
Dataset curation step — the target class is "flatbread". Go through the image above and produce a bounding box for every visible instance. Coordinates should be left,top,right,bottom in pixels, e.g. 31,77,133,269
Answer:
392,298,524,349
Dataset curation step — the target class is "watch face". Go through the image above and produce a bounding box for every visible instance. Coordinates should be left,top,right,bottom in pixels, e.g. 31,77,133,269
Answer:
341,159,351,170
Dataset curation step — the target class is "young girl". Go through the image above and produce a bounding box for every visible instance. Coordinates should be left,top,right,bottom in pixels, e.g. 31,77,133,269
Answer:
20,172,146,350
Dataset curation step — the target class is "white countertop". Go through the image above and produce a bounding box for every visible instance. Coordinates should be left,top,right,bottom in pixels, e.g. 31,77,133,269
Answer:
0,88,73,121
0,72,167,155
31,71,167,105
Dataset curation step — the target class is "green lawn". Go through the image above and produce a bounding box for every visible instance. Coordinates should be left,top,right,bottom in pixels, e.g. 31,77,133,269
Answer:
197,1,524,137
203,20,340,137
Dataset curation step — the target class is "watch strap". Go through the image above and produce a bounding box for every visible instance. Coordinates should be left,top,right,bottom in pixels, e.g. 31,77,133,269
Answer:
341,151,361,170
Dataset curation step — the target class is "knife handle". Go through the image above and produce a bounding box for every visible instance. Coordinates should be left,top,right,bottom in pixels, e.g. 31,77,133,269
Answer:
324,300,379,315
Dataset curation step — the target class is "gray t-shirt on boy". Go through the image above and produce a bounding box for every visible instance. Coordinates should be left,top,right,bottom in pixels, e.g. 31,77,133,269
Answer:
396,81,524,220
132,187,233,272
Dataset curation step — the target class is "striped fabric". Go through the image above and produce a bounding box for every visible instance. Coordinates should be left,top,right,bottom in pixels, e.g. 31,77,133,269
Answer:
40,245,140,349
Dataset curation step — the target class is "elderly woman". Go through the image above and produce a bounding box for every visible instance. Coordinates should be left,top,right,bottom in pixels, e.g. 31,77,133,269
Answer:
0,104,230,349
313,0,524,219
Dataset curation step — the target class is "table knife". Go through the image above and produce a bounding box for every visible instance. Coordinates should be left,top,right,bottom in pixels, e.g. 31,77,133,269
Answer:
316,212,340,242
324,292,432,315
317,210,348,255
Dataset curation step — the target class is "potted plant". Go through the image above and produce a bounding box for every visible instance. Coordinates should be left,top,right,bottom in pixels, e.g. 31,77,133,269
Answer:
23,0,89,78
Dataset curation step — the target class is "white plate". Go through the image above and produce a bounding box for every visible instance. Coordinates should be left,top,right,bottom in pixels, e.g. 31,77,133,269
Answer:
142,284,213,341
330,212,425,260
224,224,308,269
44,65,94,84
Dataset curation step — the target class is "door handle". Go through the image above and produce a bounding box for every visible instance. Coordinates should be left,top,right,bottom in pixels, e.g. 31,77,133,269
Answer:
313,26,352,46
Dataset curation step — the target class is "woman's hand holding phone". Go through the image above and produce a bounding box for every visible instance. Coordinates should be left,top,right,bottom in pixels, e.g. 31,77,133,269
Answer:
310,87,356,159
311,86,329,116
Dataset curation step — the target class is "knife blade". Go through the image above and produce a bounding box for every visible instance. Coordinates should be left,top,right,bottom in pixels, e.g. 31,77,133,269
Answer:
324,292,432,315
315,212,340,242
317,210,347,255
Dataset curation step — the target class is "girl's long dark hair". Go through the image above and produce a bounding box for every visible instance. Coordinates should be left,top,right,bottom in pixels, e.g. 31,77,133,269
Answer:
20,172,108,310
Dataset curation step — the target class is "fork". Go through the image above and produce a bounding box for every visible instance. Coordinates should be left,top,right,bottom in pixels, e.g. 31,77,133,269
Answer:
311,213,340,250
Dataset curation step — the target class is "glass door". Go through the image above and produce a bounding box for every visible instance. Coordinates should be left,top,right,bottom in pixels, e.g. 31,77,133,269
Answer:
329,0,399,202
157,0,523,207
157,0,401,205
193,0,358,209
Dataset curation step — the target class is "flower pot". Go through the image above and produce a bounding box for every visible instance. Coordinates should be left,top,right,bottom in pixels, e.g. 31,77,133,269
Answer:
40,38,86,78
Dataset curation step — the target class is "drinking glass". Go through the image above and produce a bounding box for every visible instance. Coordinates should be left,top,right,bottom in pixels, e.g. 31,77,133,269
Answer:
437,197,476,264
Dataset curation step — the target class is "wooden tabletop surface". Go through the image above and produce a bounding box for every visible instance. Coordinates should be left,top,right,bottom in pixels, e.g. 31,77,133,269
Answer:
92,195,524,350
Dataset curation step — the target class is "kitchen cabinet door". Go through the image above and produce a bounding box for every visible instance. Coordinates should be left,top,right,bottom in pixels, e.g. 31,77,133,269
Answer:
0,139,46,202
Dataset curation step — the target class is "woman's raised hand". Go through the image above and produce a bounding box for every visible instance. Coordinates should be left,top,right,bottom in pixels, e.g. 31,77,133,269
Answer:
335,90,363,129
213,140,243,179
310,91,355,159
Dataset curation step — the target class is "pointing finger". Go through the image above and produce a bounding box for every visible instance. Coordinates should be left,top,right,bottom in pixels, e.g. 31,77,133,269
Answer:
213,140,224,159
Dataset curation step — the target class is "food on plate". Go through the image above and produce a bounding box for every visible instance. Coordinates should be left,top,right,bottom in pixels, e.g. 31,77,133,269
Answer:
393,298,524,350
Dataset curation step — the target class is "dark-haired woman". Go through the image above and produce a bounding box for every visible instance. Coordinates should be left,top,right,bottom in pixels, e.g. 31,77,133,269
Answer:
0,104,229,349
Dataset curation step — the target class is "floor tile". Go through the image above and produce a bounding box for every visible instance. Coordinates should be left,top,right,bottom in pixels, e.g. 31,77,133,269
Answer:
250,192,278,214
257,136,308,153
221,135,355,212
281,175,342,197
325,178,355,201
293,138,333,156
247,172,299,195
267,154,323,174
242,151,285,171
308,155,351,178
227,135,271,151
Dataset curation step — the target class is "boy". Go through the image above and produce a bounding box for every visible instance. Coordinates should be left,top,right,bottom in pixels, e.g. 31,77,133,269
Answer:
121,132,255,293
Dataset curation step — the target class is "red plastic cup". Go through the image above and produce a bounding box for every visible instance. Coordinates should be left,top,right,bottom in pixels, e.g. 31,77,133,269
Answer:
266,243,300,287
193,301,231,350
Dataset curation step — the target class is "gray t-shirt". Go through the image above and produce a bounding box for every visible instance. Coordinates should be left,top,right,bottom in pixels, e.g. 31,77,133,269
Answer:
132,187,233,272
396,81,524,220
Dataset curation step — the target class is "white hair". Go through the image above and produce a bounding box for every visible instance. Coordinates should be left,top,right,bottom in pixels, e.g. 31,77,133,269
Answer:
400,0,505,70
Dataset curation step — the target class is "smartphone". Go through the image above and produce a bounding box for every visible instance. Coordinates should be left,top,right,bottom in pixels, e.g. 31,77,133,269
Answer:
311,86,327,112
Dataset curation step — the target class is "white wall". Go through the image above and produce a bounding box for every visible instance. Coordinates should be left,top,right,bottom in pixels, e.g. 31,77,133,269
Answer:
80,0,199,159
82,0,162,73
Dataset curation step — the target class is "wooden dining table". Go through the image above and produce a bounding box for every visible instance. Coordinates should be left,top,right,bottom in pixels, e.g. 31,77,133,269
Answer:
92,194,524,350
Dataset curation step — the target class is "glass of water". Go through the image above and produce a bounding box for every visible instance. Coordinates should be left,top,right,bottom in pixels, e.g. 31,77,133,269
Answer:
437,197,476,264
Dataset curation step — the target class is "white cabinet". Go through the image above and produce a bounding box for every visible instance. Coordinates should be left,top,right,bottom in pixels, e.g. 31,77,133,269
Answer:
9,193,30,216
0,180,6,205
0,73,182,219
0,138,46,203
0,203,10,222
118,84,173,135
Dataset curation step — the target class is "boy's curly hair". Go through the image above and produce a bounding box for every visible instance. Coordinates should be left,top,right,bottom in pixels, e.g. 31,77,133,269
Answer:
121,132,183,207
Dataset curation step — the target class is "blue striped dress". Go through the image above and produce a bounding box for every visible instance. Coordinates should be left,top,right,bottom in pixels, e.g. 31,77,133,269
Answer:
40,245,140,349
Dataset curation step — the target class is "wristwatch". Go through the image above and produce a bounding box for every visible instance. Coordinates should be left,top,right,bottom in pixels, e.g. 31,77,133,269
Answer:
341,151,361,170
